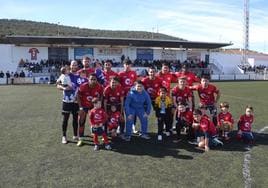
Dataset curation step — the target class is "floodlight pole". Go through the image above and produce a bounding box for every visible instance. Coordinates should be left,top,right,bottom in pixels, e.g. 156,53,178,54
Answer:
242,0,249,65
57,22,60,36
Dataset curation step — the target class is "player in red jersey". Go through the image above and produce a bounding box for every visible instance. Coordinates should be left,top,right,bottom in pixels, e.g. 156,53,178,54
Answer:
191,75,220,126
157,63,176,94
175,64,200,110
103,60,118,87
217,102,234,140
171,77,193,110
237,106,254,144
103,77,125,134
77,73,103,146
107,104,121,138
176,102,194,141
193,109,223,152
89,98,111,151
175,64,200,86
118,60,137,96
77,56,95,77
141,66,162,108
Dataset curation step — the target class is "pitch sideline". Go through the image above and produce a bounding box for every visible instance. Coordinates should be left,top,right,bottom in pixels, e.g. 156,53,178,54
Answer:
242,126,268,188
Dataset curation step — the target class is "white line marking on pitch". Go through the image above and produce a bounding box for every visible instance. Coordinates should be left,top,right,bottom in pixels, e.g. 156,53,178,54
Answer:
243,126,268,188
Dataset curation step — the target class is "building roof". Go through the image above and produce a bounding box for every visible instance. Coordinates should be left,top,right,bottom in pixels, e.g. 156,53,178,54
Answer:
0,35,232,49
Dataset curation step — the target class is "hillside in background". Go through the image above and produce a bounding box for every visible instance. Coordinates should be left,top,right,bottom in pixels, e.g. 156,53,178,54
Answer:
0,19,185,41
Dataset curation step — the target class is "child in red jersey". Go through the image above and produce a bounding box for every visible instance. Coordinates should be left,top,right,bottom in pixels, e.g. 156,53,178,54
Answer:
237,106,254,144
217,102,234,140
193,109,223,151
176,102,194,141
89,98,111,151
107,104,121,138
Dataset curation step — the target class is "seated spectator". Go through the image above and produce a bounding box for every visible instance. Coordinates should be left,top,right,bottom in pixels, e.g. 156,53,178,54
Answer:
0,71,4,78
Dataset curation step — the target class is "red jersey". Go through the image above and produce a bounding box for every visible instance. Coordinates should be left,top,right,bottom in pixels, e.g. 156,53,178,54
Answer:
89,108,107,126
103,85,125,104
78,82,103,108
77,68,95,78
199,116,217,136
141,76,162,100
107,111,121,130
192,84,219,105
175,71,200,86
238,114,254,132
171,86,193,104
103,70,118,87
118,70,137,95
157,72,176,93
178,110,193,124
217,112,234,127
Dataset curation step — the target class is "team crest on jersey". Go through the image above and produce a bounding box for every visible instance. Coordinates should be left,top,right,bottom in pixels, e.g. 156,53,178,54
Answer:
95,114,102,120
200,93,208,99
87,96,93,101
125,78,131,85
110,97,116,102
147,87,154,94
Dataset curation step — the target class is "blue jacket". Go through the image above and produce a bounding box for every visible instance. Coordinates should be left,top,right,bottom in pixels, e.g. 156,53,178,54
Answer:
124,87,152,115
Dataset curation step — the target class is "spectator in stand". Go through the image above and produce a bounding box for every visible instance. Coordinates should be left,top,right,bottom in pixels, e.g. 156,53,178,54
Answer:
14,72,19,78
19,70,25,78
0,71,4,78
5,71,10,79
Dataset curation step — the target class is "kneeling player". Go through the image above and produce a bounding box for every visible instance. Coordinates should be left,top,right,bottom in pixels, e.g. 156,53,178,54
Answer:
193,109,223,152
107,104,121,139
237,105,254,145
217,102,234,141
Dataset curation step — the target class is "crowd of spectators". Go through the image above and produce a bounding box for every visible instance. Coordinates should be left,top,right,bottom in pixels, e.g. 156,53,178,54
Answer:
0,70,26,78
238,64,267,74
17,57,209,76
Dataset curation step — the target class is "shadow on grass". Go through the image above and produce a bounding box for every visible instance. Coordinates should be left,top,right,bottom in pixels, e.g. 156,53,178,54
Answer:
110,133,204,159
211,131,268,152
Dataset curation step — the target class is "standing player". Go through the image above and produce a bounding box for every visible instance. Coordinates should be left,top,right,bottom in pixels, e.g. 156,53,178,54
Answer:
191,75,220,126
77,73,103,146
77,56,95,77
171,77,193,110
103,77,125,134
103,60,118,87
175,64,200,110
57,60,86,144
118,59,137,96
157,62,176,94
175,64,200,87
89,98,111,151
141,66,162,108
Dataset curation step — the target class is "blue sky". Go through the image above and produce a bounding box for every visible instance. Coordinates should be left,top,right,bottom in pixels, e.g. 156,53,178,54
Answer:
1,0,267,53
